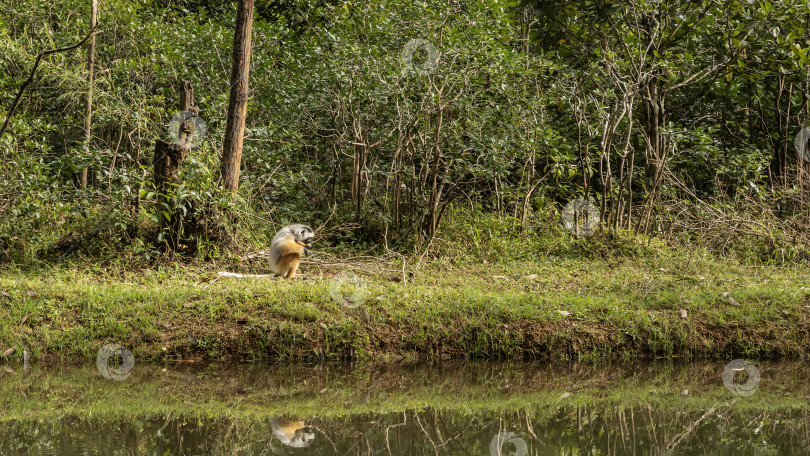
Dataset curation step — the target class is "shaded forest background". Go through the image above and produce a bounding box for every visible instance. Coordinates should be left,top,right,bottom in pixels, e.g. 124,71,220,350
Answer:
1,0,810,265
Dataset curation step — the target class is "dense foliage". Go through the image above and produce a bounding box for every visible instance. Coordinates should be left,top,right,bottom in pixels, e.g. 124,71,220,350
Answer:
1,0,809,264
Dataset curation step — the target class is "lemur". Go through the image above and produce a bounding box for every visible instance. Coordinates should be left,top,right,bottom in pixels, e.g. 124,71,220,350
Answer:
268,224,314,278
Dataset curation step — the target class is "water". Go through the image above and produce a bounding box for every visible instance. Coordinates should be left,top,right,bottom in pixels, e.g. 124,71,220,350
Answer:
0,360,808,455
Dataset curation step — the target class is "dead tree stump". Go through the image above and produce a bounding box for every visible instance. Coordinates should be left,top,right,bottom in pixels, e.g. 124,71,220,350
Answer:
153,80,198,248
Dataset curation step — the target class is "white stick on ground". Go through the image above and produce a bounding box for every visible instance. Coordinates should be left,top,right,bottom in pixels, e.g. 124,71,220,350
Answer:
216,271,274,279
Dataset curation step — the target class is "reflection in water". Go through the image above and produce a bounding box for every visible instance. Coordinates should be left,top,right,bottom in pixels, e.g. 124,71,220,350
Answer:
0,361,807,455
270,416,315,448
490,431,528,456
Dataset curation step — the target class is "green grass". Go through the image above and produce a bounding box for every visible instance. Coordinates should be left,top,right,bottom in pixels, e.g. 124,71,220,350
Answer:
1,236,809,362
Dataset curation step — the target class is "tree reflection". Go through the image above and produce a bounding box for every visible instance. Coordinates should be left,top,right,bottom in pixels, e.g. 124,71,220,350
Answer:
0,361,807,455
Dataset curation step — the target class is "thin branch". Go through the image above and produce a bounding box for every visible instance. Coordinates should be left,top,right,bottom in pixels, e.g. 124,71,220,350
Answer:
0,26,100,138
664,56,731,93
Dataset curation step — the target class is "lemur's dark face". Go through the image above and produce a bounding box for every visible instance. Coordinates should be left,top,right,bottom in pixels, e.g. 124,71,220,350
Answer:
294,225,314,247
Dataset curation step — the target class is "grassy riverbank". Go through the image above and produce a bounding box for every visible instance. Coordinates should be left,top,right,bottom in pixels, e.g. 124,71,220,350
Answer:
1,237,809,362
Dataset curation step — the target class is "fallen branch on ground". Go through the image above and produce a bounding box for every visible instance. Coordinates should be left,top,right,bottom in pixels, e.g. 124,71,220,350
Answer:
216,271,273,280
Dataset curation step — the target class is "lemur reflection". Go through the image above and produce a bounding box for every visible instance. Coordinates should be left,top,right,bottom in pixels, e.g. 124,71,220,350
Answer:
270,416,315,448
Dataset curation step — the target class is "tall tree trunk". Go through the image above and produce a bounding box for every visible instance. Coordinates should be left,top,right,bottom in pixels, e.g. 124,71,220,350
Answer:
769,75,790,187
637,73,666,235
220,0,255,192
78,0,98,188
351,142,367,222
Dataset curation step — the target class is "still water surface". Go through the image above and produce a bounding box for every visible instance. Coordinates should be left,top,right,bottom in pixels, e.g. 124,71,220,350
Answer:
0,360,808,455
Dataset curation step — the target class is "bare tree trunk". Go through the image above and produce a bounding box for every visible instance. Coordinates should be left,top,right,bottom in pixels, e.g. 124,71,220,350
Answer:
78,0,98,188
351,142,367,222
637,74,666,235
801,65,810,194
769,76,791,188
154,81,197,246
220,0,255,192
425,107,447,237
